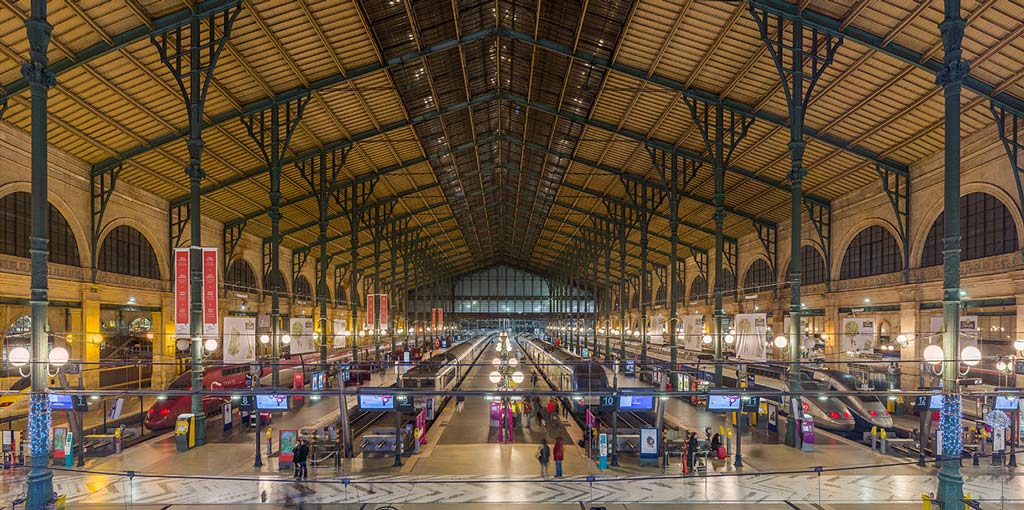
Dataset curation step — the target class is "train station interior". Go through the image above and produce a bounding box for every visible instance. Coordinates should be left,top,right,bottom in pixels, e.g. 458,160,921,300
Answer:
1,0,1024,508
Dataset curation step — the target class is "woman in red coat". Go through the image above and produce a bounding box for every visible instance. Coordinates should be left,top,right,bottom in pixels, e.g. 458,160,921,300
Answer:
553,436,565,478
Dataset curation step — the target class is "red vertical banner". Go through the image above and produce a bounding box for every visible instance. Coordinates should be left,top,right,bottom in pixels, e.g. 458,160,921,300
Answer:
174,248,190,336
378,294,388,328
365,294,375,328
431,308,437,330
202,248,219,336
437,308,443,330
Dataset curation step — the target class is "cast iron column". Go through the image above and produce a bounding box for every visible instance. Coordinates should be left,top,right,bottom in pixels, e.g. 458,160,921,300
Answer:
24,0,55,506
936,0,968,503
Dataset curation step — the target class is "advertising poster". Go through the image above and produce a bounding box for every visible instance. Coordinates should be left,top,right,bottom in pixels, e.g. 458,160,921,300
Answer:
416,410,427,444
928,315,979,349
288,318,315,354
255,395,289,411
202,247,218,336
682,315,703,351
52,427,67,459
767,402,778,431
841,318,875,352
279,430,297,463
174,248,190,336
333,318,346,348
293,372,304,402
379,294,388,328
639,427,658,457
223,316,256,364
649,315,666,344
358,394,394,410
734,313,768,361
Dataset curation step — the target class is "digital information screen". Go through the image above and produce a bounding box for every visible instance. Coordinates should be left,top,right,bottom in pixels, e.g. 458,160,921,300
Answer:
358,394,395,410
255,395,290,411
618,395,654,411
310,371,326,391
48,394,74,411
994,395,1020,410
929,394,944,410
706,395,742,411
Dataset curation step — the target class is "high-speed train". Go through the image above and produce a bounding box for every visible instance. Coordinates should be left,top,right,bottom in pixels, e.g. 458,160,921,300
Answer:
605,337,857,432
144,342,401,430
519,335,609,413
809,369,893,432
399,335,489,391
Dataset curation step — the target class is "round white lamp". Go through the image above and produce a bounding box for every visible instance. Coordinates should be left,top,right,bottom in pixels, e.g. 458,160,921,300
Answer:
488,371,501,384
724,334,735,345
259,334,270,344
281,334,291,345
923,344,944,365
204,339,219,352
511,371,524,384
960,345,982,366
8,346,29,367
701,334,712,345
773,335,788,349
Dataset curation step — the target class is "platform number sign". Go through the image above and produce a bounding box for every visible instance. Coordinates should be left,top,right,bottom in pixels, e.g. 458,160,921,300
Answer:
239,395,255,412
73,395,89,412
599,395,617,412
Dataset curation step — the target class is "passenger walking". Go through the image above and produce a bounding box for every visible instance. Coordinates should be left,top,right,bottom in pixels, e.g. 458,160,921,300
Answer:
546,398,556,418
293,439,309,480
686,432,698,473
553,436,565,478
537,438,551,478
524,400,533,428
456,394,465,414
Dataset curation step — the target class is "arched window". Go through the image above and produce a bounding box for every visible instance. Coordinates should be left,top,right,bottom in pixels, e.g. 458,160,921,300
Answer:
293,276,313,302
743,259,774,293
225,260,259,294
654,284,666,304
840,225,901,279
263,269,289,297
0,192,81,266
672,279,685,300
718,269,736,296
785,245,826,286
335,282,347,306
98,225,160,279
921,192,1018,267
689,275,707,301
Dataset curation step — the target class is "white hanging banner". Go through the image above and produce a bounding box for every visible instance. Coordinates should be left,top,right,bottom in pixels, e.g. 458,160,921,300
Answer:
682,315,703,352
735,313,768,361
928,315,979,349
333,318,347,349
841,318,876,352
223,316,256,363
289,318,316,354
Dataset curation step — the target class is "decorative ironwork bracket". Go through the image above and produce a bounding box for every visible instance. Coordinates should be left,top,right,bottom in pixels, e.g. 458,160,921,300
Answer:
90,162,123,281
873,162,910,282
991,104,1024,260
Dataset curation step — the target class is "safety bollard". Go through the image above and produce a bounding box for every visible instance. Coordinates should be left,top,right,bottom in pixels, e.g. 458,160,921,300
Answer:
870,426,878,451
972,451,980,466
114,426,122,454
879,429,887,454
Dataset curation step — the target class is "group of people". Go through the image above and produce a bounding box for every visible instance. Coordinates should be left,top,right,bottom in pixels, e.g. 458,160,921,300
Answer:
522,395,567,429
683,428,724,472
536,436,565,478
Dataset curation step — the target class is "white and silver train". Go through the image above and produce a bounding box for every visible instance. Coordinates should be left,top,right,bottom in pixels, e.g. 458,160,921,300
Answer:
399,335,489,391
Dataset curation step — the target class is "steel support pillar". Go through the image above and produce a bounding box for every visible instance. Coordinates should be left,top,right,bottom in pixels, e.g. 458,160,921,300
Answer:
24,0,56,506
750,3,840,448
618,184,663,366
685,100,753,387
243,95,308,387
298,147,350,366
936,0,969,504
152,2,241,445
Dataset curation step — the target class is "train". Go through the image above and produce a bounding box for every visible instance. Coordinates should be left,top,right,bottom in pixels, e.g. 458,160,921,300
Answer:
809,369,894,432
602,336,859,432
144,344,394,431
399,335,490,391
518,334,610,413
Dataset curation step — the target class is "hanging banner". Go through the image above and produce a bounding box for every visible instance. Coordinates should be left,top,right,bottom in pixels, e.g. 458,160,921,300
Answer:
379,294,388,328
174,248,190,336
223,316,256,363
649,314,666,345
735,313,768,361
202,247,218,336
928,315,979,349
436,308,443,329
366,294,375,328
841,318,875,352
682,315,703,351
333,318,346,348
289,318,316,354
431,308,437,330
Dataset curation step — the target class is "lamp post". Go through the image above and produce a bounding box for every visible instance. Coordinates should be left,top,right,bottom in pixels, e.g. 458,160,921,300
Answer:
11,343,69,510
489,332,523,443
